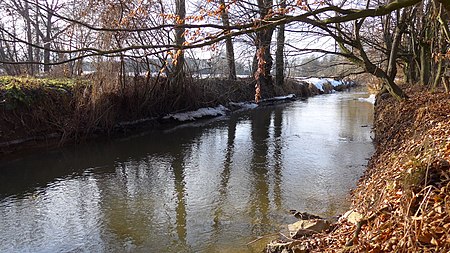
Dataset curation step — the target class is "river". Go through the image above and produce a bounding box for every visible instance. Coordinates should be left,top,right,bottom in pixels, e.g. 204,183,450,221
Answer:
0,91,374,253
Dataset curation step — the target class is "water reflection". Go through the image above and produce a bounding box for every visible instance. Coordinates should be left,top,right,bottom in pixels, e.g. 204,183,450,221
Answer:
171,148,188,251
272,109,284,211
249,108,272,236
0,92,374,252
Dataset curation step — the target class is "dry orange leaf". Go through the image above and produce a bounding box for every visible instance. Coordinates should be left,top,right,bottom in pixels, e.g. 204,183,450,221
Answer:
418,232,432,244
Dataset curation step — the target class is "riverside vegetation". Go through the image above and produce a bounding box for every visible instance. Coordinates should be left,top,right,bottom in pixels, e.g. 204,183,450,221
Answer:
0,74,355,155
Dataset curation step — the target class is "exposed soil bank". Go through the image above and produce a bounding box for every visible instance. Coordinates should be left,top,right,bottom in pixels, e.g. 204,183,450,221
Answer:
268,87,450,252
0,76,355,155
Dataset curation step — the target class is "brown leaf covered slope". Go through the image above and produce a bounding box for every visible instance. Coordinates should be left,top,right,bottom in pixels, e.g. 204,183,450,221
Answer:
299,88,450,252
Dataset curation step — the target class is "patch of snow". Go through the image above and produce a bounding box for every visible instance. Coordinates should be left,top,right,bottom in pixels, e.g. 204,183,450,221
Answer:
304,78,327,91
163,105,229,121
328,79,344,87
301,78,343,91
295,77,347,91
358,94,376,104
228,101,258,109
271,94,296,100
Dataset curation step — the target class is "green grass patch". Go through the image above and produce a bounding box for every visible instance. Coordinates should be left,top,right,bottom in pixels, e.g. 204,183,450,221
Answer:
0,76,80,110
0,76,76,89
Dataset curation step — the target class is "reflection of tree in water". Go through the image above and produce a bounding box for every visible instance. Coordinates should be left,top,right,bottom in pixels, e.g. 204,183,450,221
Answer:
338,97,374,141
272,109,284,211
205,115,238,250
248,108,273,235
100,162,154,249
322,96,374,215
213,116,237,229
170,150,188,251
96,129,200,252
101,146,190,251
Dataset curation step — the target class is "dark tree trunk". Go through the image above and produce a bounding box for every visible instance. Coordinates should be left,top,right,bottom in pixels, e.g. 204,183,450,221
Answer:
337,18,407,100
0,33,17,75
419,40,431,85
436,0,450,17
219,0,237,80
366,62,407,100
275,0,286,86
173,0,186,82
253,0,275,101
43,8,52,73
24,1,34,75
34,2,41,73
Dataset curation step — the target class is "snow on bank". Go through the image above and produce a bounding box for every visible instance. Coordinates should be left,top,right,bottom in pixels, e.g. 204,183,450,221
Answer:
164,94,297,122
358,94,376,104
228,101,258,110
304,78,331,91
163,105,229,121
299,77,350,92
265,94,296,101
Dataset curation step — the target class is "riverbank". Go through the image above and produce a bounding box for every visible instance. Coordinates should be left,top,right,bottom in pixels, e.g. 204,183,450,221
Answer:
268,86,450,252
0,75,355,155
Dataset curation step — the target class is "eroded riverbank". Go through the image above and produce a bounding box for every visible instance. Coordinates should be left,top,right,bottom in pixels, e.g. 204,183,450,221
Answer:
269,87,450,252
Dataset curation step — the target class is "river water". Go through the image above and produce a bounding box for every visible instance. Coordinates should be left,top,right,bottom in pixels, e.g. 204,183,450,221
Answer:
0,92,374,253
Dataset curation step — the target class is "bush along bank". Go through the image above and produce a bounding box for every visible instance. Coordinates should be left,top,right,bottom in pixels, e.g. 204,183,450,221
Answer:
266,86,450,252
0,75,356,155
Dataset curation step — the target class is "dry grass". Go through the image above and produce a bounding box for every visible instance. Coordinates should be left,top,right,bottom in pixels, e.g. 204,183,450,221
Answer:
0,71,342,154
0,73,258,148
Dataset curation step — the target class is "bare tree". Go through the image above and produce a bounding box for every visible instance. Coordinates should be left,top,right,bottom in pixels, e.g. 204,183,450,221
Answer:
2,0,447,100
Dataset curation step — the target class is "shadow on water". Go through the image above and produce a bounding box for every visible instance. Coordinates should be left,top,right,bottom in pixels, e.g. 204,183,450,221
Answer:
0,126,205,199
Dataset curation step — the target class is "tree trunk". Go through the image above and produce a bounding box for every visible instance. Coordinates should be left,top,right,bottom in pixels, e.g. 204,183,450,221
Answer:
367,63,408,100
173,0,186,82
219,0,237,80
432,31,445,90
346,18,407,100
387,10,407,80
443,75,450,92
0,32,16,75
419,41,431,85
254,0,275,101
43,8,52,73
24,1,34,75
34,1,41,73
275,0,286,86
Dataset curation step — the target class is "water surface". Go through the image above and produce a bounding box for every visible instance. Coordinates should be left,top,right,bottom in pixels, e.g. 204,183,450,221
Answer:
0,92,374,252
